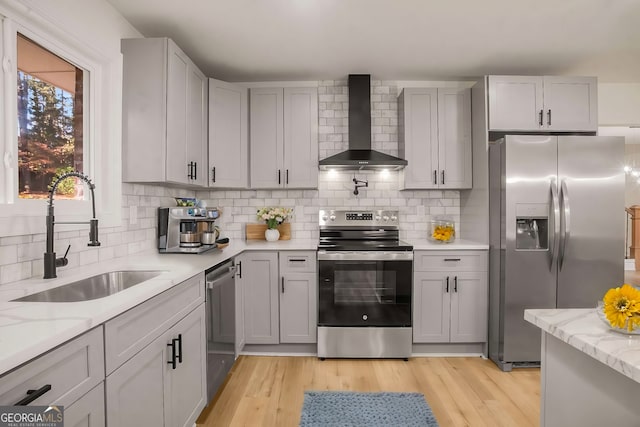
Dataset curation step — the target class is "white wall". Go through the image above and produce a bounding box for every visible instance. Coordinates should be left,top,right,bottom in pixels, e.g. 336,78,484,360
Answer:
598,83,640,126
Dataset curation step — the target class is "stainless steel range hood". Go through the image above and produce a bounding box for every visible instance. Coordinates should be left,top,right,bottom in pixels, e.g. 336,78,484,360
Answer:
318,74,407,171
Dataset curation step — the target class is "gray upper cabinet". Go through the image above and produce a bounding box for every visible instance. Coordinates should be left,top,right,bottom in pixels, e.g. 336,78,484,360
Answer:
399,87,471,189
122,37,208,187
250,87,318,189
238,251,280,344
208,79,248,188
488,75,597,132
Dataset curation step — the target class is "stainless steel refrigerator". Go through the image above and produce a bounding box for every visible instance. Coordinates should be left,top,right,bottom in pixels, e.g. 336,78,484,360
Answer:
488,135,625,371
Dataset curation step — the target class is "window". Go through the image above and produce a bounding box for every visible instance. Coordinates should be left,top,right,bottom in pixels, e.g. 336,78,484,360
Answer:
17,34,86,200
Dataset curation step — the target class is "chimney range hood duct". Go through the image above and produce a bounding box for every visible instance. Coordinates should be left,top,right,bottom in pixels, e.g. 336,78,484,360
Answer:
318,74,407,171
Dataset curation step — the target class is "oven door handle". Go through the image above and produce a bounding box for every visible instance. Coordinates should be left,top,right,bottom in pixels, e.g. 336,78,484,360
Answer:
317,251,413,261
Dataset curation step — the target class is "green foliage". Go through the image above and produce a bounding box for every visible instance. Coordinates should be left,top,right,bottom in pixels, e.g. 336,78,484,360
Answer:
52,166,76,196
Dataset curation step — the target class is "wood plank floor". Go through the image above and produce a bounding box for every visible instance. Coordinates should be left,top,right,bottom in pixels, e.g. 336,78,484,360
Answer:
198,356,540,427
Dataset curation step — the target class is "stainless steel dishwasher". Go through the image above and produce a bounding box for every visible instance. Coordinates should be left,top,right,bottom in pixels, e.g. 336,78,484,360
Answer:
205,260,236,404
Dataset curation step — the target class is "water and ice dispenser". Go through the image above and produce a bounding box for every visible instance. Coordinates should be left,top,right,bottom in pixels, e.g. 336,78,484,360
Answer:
515,204,548,250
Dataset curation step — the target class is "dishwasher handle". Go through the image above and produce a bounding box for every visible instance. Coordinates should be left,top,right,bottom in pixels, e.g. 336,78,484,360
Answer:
206,265,236,289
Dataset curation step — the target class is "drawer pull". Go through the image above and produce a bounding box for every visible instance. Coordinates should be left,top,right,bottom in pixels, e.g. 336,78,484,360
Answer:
288,259,307,262
14,384,51,406
444,258,461,262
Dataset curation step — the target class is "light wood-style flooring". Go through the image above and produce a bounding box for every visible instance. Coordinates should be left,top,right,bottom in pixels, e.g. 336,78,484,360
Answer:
197,356,540,427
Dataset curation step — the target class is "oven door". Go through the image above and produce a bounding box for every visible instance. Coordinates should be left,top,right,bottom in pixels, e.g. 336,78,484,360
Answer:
318,251,413,327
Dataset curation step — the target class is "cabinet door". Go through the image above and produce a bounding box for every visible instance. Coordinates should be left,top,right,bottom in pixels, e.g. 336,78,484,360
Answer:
240,252,280,344
250,88,284,188
186,64,208,187
165,41,189,184
488,76,544,131
65,383,105,427
543,76,597,132
413,272,450,343
283,87,318,189
105,334,166,427
165,305,207,427
399,88,439,189
438,88,472,189
280,273,317,343
450,272,488,343
209,79,248,188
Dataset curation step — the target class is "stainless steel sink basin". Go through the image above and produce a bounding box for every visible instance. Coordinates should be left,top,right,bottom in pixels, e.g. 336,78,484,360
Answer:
12,270,165,302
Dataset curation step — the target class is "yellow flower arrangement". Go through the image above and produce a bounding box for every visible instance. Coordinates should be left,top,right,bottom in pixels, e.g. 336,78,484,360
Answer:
432,224,455,242
602,284,640,332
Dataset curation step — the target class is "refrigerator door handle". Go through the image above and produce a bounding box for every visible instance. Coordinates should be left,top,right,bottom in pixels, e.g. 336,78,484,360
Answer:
549,180,560,270
559,180,571,270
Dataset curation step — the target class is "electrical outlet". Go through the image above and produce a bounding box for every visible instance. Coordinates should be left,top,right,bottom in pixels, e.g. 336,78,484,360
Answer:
129,205,137,225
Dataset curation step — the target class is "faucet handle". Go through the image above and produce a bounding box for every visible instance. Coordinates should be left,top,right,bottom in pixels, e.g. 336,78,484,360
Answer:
56,245,70,267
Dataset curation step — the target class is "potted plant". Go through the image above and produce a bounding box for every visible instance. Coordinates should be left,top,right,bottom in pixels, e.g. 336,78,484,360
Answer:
257,207,293,241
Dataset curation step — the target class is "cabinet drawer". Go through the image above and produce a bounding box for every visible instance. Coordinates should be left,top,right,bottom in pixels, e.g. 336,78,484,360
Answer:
65,382,105,427
0,327,103,408
279,251,317,274
414,251,487,272
104,272,204,374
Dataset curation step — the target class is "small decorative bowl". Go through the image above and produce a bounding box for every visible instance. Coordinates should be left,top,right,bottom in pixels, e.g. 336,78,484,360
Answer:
175,197,197,207
427,217,456,243
596,301,640,335
216,242,229,250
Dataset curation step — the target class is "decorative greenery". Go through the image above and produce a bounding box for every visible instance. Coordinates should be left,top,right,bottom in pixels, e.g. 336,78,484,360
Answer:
51,166,76,196
602,284,640,332
257,207,293,230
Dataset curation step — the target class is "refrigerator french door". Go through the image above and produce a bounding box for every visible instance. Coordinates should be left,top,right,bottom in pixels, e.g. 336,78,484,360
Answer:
489,135,624,371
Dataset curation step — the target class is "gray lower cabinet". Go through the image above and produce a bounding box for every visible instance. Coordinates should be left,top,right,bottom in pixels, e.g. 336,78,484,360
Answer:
279,251,317,343
0,327,104,409
238,251,280,344
105,304,206,427
413,251,488,343
65,383,106,427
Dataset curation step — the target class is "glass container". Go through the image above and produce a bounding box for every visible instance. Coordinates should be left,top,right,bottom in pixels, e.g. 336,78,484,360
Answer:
428,217,456,243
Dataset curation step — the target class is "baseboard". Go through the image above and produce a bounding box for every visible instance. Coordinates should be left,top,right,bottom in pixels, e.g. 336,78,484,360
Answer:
412,342,485,355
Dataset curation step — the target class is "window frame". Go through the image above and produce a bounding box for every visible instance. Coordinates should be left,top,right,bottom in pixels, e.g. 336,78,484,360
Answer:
0,3,121,237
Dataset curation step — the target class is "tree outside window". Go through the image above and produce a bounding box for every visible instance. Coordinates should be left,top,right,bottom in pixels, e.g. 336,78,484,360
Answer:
16,34,84,199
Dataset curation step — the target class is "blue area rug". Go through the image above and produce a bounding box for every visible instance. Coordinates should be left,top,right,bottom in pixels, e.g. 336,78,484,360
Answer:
299,391,439,427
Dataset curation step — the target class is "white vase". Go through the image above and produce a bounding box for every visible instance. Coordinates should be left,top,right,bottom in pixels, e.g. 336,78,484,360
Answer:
265,228,280,242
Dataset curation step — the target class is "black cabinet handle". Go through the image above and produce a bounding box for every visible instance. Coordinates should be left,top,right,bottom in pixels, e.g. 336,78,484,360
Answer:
289,258,307,262
278,169,281,185
177,334,183,364
187,162,192,180
441,170,445,185
539,109,543,126
194,162,197,180
444,258,461,262
286,169,289,185
237,261,242,278
212,167,216,183
168,339,178,369
547,109,552,126
433,170,437,185
281,277,285,293
14,384,51,406
454,276,458,293
445,276,449,293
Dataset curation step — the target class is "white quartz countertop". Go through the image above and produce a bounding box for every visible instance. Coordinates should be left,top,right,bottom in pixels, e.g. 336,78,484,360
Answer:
0,239,317,376
525,308,640,384
408,239,488,250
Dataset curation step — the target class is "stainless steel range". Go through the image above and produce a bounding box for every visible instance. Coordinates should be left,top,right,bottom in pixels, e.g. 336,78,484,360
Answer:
317,209,413,359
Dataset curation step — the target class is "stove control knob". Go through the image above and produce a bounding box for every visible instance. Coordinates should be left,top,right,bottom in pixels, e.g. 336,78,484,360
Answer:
375,215,381,221
329,215,336,221
362,314,368,321
382,215,389,222
390,215,398,221
322,215,328,221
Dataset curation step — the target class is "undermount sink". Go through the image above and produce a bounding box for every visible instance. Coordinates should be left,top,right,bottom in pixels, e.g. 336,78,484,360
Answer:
12,270,165,303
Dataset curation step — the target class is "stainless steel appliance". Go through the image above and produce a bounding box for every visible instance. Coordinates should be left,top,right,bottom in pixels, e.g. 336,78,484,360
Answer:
317,209,413,359
489,135,625,371
205,260,236,403
157,207,219,254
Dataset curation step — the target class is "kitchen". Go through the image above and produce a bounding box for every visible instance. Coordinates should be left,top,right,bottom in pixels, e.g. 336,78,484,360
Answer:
1,0,640,426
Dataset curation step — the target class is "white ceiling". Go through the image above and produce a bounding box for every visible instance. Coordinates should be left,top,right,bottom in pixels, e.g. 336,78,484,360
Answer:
106,0,640,83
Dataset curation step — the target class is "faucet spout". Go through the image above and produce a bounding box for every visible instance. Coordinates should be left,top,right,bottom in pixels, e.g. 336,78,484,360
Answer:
44,172,101,279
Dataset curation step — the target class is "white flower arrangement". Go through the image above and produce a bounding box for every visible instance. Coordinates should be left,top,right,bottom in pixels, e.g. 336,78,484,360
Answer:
256,207,293,229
